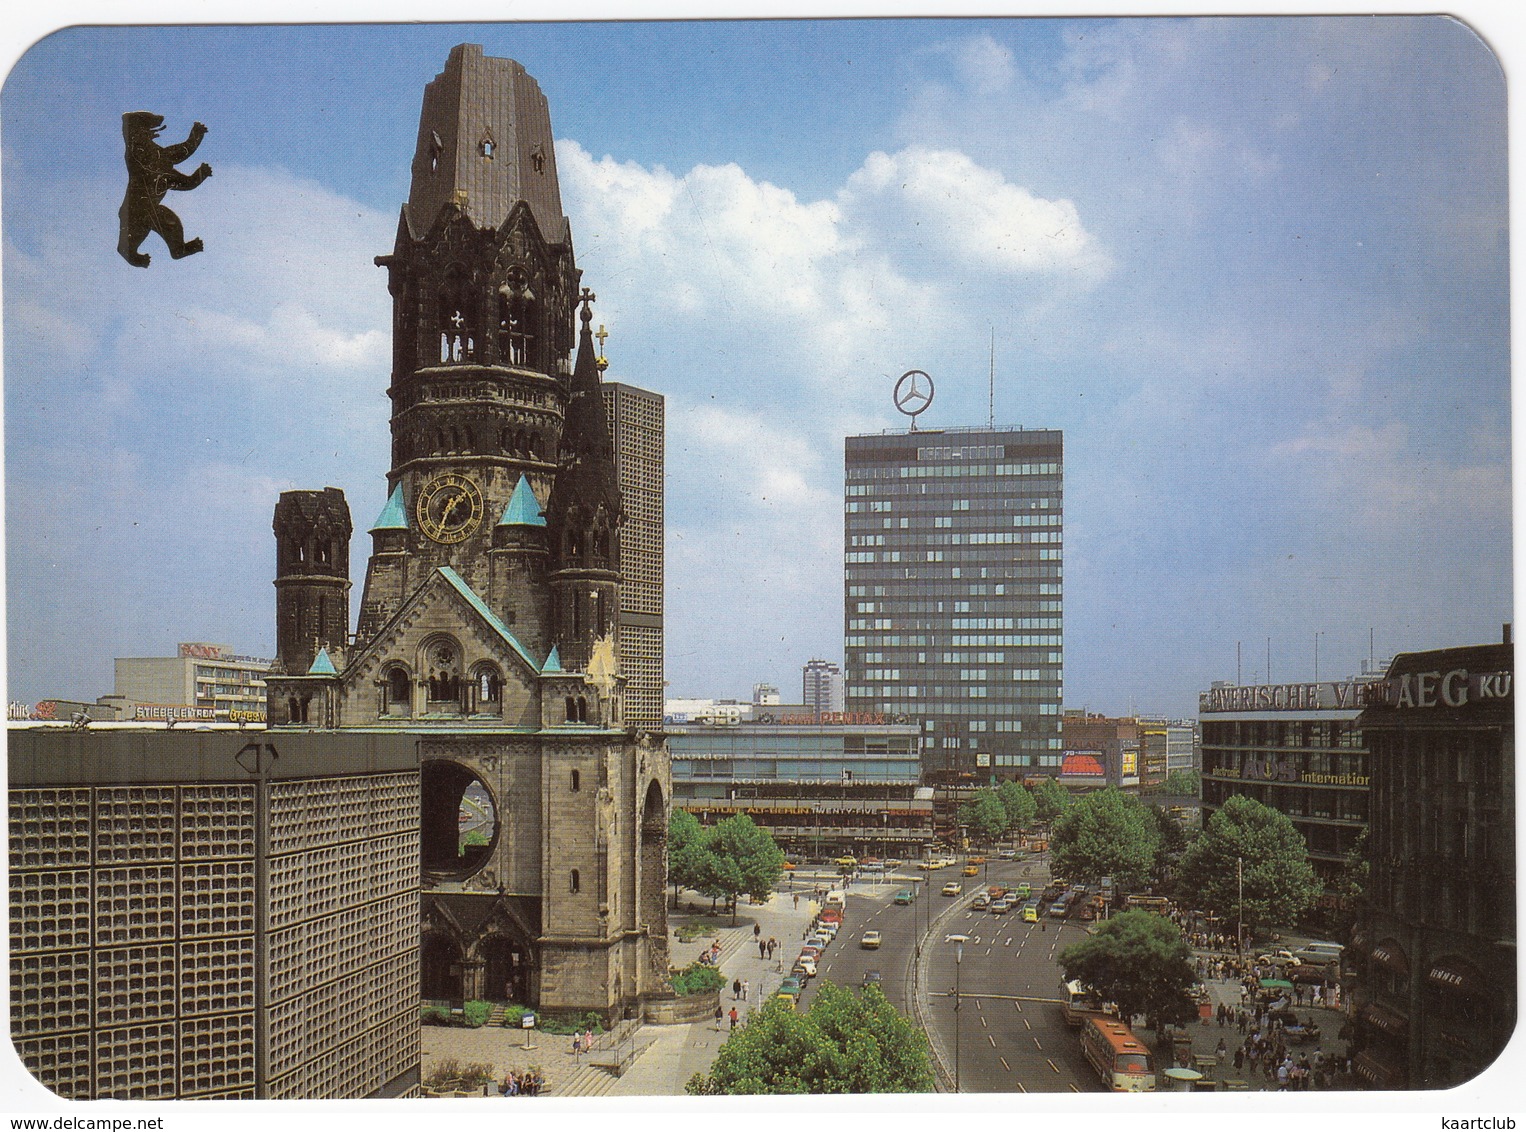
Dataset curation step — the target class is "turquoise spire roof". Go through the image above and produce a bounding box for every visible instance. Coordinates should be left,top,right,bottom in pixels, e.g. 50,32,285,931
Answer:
308,647,337,675
499,474,547,527
541,645,563,673
371,483,408,531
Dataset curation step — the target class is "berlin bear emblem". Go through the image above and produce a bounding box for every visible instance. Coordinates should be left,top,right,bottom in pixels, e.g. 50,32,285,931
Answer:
116,111,212,267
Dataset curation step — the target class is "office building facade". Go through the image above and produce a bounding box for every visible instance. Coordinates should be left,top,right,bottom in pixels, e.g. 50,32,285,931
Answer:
1199,677,1378,886
803,658,845,715
9,729,420,1100
109,642,271,724
1351,637,1514,1090
602,380,665,732
844,428,1063,775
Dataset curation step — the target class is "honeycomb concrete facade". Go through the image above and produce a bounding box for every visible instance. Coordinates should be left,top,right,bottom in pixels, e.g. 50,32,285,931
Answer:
8,729,420,1100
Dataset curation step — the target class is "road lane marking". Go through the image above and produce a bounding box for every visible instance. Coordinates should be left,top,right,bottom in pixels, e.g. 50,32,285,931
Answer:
1023,1018,1031,1031
981,1017,988,1029
1047,1059,1061,1074
1034,1038,1043,1051
1069,1084,1080,1092
999,1057,1011,1073
1005,937,1012,946
989,1035,997,1047
1018,1082,1029,1093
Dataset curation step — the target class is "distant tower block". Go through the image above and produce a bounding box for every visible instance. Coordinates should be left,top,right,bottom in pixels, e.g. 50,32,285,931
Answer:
272,487,352,676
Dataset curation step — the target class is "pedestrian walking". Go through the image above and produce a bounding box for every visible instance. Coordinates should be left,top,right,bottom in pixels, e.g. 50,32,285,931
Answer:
742,979,750,1001
793,893,800,909
729,1006,739,1031
733,978,742,1000
759,939,767,959
714,1003,723,1030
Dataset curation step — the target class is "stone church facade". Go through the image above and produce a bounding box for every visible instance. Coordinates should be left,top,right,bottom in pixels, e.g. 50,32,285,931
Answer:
264,44,670,1020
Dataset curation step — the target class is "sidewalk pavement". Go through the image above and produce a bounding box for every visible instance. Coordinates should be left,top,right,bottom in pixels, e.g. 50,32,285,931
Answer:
608,883,822,1094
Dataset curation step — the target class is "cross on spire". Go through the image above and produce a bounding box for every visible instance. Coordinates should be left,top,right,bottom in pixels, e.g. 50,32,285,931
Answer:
578,287,596,325
595,323,609,373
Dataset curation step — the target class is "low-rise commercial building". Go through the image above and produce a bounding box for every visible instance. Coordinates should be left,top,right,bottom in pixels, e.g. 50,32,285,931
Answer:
669,713,932,857
108,642,271,724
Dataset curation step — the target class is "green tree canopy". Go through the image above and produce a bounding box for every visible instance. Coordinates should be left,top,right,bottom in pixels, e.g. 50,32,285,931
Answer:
1031,776,1073,822
700,813,786,924
1174,794,1322,938
1147,804,1190,890
667,808,713,907
996,778,1037,832
1050,786,1161,891
957,788,1009,844
1158,769,1201,796
687,983,934,1094
1058,910,1198,1028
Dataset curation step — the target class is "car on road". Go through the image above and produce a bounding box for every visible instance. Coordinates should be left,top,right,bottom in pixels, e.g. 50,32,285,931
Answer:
990,896,1013,914
962,865,980,876
861,930,882,949
1258,950,1302,967
780,976,805,997
972,892,990,910
894,888,916,905
792,955,817,978
941,882,962,897
1021,900,1040,922
798,945,823,964
996,848,1017,859
806,933,832,951
884,858,904,869
861,970,883,991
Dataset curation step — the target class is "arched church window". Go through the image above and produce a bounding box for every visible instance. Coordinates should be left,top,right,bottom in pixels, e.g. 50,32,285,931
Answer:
570,869,580,894
570,769,581,792
387,667,410,708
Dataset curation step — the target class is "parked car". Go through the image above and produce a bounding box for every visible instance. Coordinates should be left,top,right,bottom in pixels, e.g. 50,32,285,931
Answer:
793,955,817,978
861,930,882,949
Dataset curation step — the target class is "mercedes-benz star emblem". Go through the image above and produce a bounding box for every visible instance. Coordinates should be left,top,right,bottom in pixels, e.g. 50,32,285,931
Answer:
893,369,934,424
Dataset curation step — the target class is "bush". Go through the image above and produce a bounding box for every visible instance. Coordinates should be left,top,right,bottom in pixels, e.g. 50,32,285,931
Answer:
536,1010,606,1035
500,1003,529,1027
462,1000,491,1027
674,918,728,943
670,961,726,997
424,1058,462,1088
421,1004,450,1025
461,1062,496,1086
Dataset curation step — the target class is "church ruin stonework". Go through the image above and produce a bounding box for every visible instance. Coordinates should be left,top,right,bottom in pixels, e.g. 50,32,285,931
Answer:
264,44,670,1021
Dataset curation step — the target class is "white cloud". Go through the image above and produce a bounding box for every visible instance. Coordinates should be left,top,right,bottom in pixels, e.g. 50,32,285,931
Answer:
952,35,1017,96
839,147,1110,278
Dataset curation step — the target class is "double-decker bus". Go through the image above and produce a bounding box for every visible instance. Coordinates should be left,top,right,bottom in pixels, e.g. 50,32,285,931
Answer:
1079,1016,1156,1091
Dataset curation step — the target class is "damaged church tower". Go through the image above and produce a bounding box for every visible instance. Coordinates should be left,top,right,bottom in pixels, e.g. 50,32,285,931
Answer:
265,44,670,1019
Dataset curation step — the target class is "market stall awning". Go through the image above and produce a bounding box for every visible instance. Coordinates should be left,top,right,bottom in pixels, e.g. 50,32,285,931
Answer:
1258,978,1293,990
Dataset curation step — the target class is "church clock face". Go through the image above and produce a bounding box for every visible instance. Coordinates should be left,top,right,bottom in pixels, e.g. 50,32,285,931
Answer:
416,473,485,544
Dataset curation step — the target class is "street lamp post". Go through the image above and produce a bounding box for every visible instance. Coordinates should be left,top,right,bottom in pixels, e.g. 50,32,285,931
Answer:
1236,856,1244,957
950,934,967,1093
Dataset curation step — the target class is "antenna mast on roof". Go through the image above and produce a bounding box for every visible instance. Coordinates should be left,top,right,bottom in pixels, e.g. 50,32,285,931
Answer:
988,328,995,430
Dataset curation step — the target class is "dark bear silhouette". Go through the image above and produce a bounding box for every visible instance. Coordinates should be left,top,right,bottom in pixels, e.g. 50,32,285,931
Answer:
117,112,212,267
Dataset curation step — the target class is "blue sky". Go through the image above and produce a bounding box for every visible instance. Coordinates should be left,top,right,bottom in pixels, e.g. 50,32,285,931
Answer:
2,14,1513,718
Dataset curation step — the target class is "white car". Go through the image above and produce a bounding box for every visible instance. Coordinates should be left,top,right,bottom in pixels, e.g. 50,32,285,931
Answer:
1257,950,1302,967
861,930,883,949
793,955,818,977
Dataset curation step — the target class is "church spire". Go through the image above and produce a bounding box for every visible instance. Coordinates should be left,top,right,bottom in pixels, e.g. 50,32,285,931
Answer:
544,290,624,671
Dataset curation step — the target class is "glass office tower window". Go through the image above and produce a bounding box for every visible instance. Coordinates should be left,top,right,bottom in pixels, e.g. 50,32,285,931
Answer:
844,429,1063,773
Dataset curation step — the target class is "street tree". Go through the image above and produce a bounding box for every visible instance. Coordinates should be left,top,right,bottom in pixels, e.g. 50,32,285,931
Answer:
995,778,1037,833
1050,786,1160,891
1058,910,1198,1029
1031,776,1073,822
1158,769,1201,797
1174,794,1322,939
667,807,713,908
687,982,934,1094
700,813,786,925
1147,804,1191,891
957,788,1009,844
